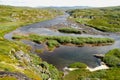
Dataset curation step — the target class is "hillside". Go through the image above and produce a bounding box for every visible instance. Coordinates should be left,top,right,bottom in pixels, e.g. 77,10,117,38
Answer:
0,5,61,80
68,6,120,32
41,6,90,10
0,5,62,37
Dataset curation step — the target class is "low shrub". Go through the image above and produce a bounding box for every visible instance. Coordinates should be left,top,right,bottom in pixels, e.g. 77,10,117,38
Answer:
46,40,60,48
68,62,87,68
58,27,81,34
103,49,120,67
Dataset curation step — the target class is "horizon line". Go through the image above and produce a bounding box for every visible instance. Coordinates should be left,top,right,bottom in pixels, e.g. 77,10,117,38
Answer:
0,4,119,8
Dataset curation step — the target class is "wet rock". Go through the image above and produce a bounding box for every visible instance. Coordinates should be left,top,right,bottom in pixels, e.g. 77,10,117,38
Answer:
93,54,105,58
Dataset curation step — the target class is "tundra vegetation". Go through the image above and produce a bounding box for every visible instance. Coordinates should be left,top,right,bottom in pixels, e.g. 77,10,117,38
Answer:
68,6,120,32
63,6,120,80
64,49,120,80
68,62,87,68
103,49,120,67
0,5,61,37
12,34,114,50
58,27,82,34
0,5,62,80
0,5,120,80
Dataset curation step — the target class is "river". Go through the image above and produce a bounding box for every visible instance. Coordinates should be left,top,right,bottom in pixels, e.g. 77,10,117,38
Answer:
5,14,120,70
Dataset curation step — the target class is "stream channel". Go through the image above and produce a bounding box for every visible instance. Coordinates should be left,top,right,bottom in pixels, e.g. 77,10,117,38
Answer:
5,14,120,70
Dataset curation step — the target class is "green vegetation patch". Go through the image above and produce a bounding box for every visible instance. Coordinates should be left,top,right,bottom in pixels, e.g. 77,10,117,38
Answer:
58,27,81,34
64,66,120,80
13,34,114,49
64,69,90,80
64,48,120,80
103,49,120,67
75,18,90,24
68,6,120,32
68,62,87,68
88,68,120,80
46,40,59,48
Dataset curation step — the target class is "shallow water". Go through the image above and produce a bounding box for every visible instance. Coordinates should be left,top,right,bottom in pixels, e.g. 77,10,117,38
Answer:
5,14,120,70
38,38,120,70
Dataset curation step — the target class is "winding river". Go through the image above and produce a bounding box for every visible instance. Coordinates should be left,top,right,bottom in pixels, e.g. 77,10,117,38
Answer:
5,14,120,70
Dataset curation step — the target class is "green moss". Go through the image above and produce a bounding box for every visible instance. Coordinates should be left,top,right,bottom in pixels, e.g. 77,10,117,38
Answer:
68,62,87,68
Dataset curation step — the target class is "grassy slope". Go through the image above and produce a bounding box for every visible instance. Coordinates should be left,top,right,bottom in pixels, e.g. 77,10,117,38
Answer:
0,5,61,37
68,6,120,32
0,76,17,80
0,5,61,80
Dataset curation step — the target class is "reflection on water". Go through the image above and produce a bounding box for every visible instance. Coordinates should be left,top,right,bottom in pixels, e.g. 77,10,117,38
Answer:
22,35,120,70
38,39,120,70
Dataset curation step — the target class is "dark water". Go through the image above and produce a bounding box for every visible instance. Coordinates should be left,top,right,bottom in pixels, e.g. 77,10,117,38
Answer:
21,34,120,70
39,38,120,70
4,14,120,70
